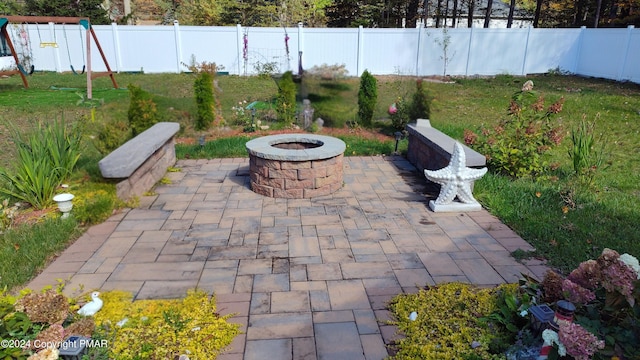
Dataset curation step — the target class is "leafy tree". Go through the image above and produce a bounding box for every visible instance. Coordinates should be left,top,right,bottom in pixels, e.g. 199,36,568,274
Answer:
326,0,385,27
23,0,110,24
219,0,279,26
174,0,225,26
0,0,22,15
357,70,377,127
278,0,332,26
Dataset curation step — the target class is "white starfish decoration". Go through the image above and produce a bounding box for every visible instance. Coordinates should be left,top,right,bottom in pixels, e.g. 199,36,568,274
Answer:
424,142,487,206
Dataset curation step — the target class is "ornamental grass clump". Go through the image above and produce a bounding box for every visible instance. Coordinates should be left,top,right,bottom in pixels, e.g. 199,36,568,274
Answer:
92,289,240,359
0,119,83,209
388,282,515,359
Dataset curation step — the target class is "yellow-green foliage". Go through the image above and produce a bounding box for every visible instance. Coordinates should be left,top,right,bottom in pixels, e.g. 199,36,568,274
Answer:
70,183,118,225
388,282,516,359
93,290,241,359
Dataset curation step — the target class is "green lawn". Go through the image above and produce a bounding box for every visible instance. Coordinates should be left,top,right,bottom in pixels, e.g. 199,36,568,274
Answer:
1,71,639,289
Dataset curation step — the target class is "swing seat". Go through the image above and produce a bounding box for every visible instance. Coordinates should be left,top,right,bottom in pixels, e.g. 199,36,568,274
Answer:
70,65,85,75
40,42,58,48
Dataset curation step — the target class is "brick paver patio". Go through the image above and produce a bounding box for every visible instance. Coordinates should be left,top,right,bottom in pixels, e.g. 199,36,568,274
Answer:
28,156,548,359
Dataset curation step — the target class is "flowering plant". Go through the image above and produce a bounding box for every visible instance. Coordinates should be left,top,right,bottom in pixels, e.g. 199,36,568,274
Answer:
464,80,565,178
530,248,640,359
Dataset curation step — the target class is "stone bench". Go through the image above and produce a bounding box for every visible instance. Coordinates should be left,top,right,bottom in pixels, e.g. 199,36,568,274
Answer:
406,119,486,172
98,122,180,200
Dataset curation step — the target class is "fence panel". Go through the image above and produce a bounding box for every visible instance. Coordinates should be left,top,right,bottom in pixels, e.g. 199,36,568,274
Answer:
622,29,640,83
522,28,582,75
577,28,630,80
178,26,241,73
465,28,529,75
303,28,359,76
1,23,638,84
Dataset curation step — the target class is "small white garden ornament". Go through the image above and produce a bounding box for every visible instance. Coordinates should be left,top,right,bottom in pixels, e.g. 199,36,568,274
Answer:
78,291,103,316
424,142,487,212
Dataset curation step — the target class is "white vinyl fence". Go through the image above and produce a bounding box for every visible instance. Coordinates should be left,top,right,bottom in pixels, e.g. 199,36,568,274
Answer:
1,22,639,83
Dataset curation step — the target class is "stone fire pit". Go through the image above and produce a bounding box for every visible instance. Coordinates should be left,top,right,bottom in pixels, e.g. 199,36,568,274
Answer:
246,134,346,198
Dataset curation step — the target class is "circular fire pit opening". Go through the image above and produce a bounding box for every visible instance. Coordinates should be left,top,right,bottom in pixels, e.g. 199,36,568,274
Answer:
246,134,346,199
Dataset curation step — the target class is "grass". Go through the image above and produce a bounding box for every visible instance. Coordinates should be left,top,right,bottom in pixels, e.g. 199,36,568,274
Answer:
1,71,640,289
0,217,82,289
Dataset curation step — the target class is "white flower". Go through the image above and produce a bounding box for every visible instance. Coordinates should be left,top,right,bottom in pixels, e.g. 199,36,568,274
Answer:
619,253,640,279
116,317,129,327
542,329,559,345
521,80,534,91
557,343,567,356
542,329,566,356
519,310,528,317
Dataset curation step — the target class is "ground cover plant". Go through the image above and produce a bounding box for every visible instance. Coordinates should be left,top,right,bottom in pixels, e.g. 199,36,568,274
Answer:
389,248,640,359
0,71,639,292
0,286,240,359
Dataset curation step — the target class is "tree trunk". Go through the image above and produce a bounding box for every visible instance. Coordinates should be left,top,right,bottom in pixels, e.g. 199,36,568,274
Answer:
467,0,475,27
594,0,603,27
483,0,493,27
452,0,458,27
573,0,584,26
507,0,516,27
533,0,543,27
436,0,443,27
444,0,450,26
407,0,420,28
424,0,429,26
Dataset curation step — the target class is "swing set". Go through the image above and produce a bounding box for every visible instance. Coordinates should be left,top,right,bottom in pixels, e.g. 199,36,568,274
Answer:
0,15,118,99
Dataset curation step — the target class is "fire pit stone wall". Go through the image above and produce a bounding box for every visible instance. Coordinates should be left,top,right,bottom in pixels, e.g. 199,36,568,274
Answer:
246,134,346,199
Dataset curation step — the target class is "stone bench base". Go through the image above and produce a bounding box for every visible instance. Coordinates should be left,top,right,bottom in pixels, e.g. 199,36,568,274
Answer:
406,119,486,172
98,122,180,201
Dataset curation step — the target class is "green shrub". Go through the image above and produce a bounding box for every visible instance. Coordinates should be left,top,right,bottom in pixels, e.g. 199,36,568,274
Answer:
276,71,297,126
390,97,410,131
94,118,131,155
127,84,159,137
0,119,83,209
408,78,432,121
464,80,565,178
357,70,377,127
194,72,215,131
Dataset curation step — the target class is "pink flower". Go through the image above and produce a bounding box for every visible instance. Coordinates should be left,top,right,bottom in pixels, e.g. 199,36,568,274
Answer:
388,103,397,115
567,259,601,290
601,259,637,305
558,322,604,360
562,279,596,304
